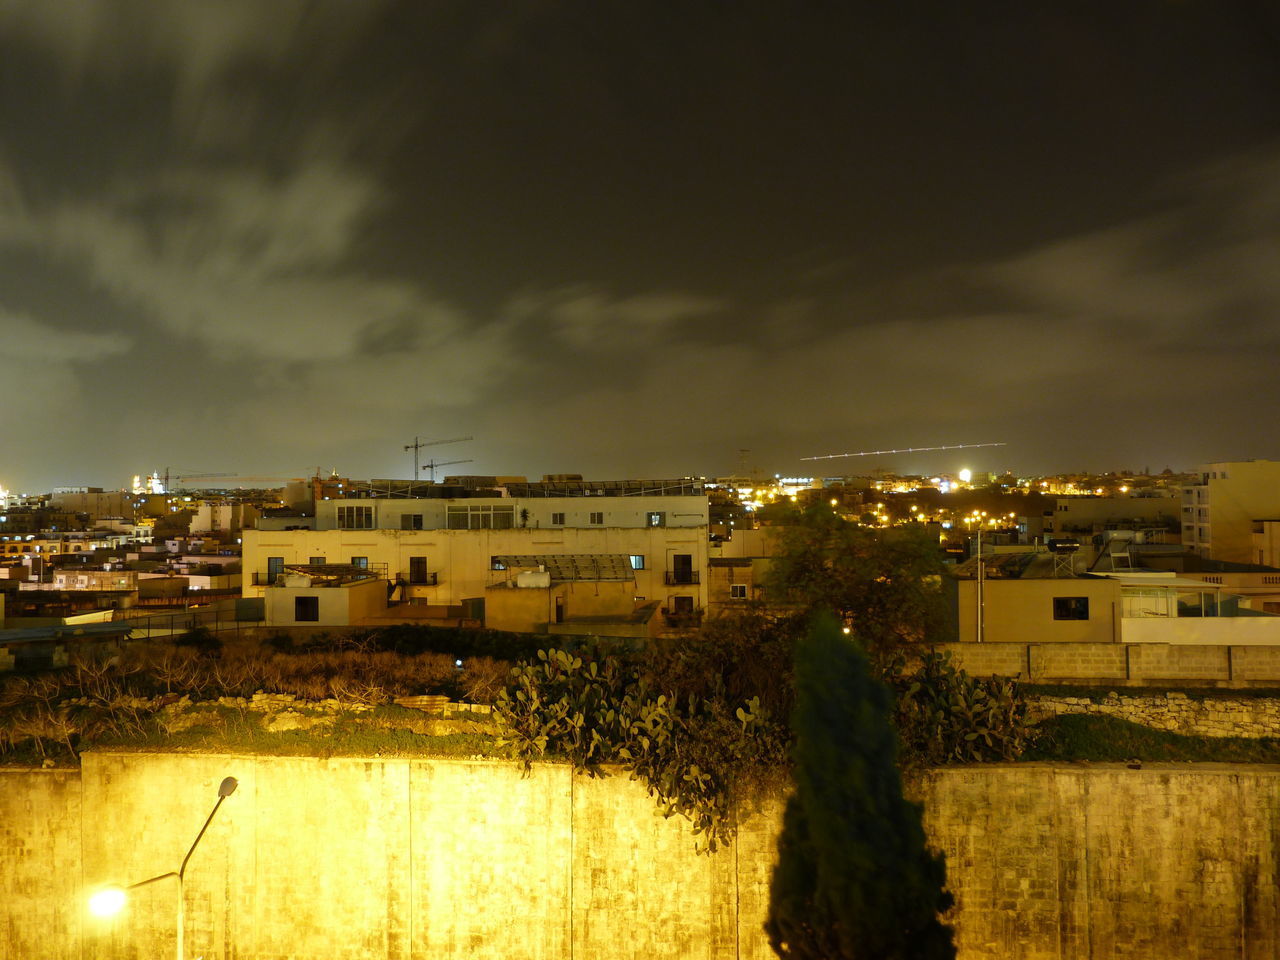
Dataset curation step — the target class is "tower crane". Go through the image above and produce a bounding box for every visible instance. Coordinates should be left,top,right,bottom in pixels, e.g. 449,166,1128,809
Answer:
403,436,473,478
422,458,474,482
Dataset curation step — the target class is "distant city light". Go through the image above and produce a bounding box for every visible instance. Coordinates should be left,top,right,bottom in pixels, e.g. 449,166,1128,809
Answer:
958,468,972,484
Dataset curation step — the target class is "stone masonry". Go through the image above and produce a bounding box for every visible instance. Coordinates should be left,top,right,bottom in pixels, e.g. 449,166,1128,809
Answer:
5,754,1280,959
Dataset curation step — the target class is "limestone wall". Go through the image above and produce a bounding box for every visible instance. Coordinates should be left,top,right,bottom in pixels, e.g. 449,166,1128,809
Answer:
1030,691,1280,738
0,768,83,960
6,754,1280,959
915,766,1280,959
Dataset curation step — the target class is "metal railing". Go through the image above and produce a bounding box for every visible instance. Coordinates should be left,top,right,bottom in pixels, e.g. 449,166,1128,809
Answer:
663,571,700,585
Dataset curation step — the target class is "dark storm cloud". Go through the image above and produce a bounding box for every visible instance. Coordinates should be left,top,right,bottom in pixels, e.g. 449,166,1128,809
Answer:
0,1,1278,489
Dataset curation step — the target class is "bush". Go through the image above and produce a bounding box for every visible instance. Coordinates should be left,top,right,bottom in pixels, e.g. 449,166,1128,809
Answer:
494,646,788,851
893,651,1033,767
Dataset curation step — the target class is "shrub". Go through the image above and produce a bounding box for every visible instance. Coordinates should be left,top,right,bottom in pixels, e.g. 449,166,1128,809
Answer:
494,647,787,851
893,651,1033,767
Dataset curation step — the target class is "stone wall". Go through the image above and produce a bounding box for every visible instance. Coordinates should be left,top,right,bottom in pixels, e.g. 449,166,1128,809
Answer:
1031,691,1280,738
0,768,83,960
915,765,1280,959
6,754,1280,959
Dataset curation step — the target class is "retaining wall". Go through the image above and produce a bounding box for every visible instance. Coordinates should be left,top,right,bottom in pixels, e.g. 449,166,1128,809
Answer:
4,754,1280,959
1030,692,1280,739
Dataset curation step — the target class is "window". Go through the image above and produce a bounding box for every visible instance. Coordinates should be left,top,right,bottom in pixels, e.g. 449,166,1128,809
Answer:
401,513,423,530
646,511,666,527
267,556,284,583
671,596,695,614
629,555,645,570
551,512,565,526
351,556,368,569
1053,597,1089,620
309,556,326,565
447,505,516,529
295,596,319,622
730,584,748,600
338,506,374,529
589,511,604,525
491,556,506,570
409,556,429,584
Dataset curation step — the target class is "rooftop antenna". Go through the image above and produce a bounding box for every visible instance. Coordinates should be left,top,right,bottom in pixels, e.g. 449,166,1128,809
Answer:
404,436,473,479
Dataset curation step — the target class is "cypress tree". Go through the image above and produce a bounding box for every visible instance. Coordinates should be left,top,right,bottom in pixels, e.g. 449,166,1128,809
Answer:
765,612,955,960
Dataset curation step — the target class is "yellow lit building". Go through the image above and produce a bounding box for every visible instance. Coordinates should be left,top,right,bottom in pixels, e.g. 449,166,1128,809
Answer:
242,489,710,636
1182,461,1280,564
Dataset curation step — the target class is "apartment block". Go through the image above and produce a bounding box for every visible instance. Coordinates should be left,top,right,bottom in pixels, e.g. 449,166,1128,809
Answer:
1181,460,1280,563
241,486,710,636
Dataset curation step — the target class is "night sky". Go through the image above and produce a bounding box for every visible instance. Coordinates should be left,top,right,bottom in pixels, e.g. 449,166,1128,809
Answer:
2,1,1279,491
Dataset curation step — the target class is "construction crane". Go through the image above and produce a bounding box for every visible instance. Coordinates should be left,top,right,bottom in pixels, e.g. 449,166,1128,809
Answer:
801,441,1006,462
423,458,474,482
404,435,473,478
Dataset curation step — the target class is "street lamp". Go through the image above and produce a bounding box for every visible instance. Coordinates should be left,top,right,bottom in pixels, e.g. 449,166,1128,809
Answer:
88,775,238,960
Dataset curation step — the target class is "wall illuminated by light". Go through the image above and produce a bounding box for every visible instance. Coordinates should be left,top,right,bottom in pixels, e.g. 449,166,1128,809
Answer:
4,754,1280,959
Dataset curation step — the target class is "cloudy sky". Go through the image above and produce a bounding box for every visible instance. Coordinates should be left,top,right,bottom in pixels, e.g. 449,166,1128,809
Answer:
2,1,1279,491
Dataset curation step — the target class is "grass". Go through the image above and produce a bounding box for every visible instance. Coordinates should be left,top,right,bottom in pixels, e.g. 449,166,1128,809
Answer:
1024,714,1280,764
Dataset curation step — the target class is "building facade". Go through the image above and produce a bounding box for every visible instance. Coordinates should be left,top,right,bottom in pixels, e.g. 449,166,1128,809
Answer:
241,490,710,635
1182,460,1280,563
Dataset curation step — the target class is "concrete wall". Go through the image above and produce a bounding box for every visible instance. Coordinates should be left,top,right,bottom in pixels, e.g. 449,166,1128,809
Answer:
954,579,1120,644
9,754,1280,959
485,579,650,635
264,578,387,627
1122,616,1280,645
935,640,1280,686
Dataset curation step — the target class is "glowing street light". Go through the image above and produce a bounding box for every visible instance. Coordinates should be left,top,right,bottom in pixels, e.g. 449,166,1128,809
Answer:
87,775,238,960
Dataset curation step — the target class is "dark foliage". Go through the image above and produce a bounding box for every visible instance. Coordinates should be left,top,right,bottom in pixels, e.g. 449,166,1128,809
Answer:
765,506,951,660
766,613,955,960
175,626,223,658
493,614,796,851
892,651,1034,769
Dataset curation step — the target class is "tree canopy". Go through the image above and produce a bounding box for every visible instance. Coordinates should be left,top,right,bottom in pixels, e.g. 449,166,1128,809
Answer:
765,612,956,960
764,505,950,659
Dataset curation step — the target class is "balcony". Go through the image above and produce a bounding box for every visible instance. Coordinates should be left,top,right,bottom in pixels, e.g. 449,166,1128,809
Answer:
664,571,700,585
407,571,439,586
254,562,387,587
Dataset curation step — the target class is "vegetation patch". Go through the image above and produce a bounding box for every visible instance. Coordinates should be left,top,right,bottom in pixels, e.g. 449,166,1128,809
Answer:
1024,714,1280,764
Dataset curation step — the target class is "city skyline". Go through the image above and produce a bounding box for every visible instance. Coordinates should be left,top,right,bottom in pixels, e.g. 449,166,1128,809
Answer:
2,2,1279,490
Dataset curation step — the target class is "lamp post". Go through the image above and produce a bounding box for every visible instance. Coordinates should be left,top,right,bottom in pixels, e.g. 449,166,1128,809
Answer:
88,775,238,960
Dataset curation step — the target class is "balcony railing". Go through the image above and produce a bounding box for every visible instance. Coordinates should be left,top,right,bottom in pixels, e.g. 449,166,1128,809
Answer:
663,571,700,585
407,571,439,586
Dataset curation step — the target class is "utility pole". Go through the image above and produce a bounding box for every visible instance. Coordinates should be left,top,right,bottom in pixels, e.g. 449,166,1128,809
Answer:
404,436,473,479
976,529,985,643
